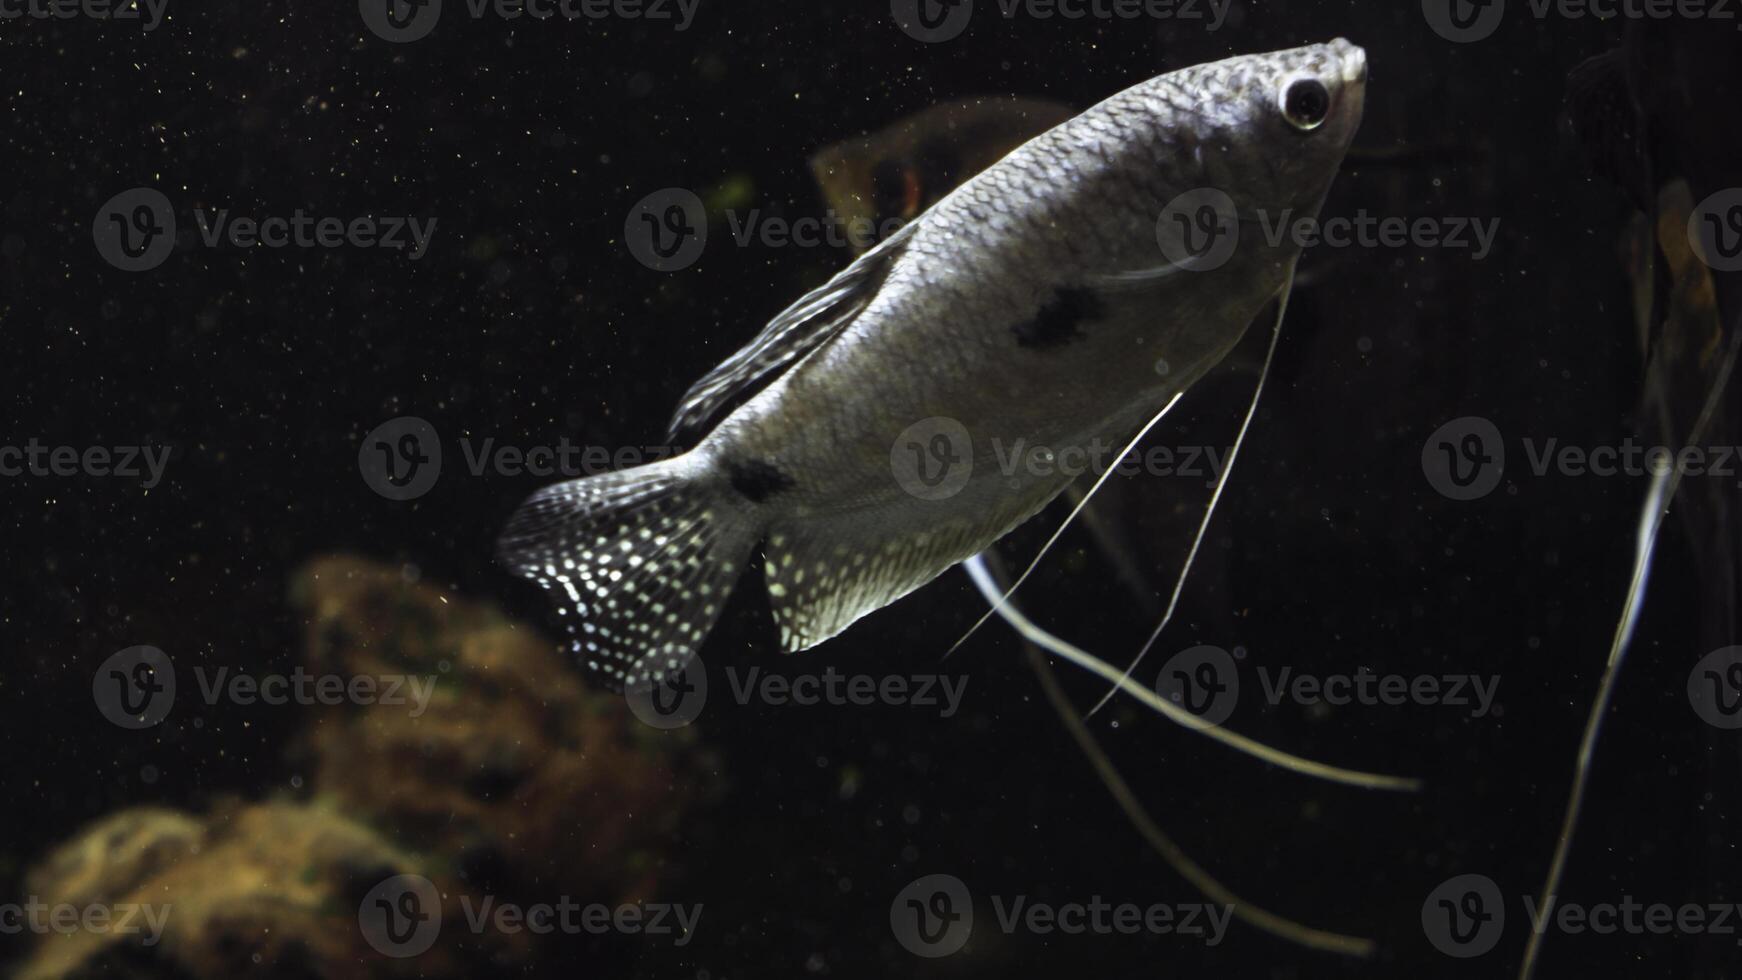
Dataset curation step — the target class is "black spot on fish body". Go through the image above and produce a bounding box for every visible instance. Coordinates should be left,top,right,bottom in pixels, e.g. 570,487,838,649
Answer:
1012,286,1105,349
727,458,795,503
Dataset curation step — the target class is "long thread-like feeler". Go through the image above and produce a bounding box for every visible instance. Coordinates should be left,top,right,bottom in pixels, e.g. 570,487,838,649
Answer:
963,556,1418,791
1517,320,1742,980
966,552,1394,957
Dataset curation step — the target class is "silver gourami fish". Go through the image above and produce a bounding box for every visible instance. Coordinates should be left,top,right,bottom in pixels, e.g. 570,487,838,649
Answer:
500,40,1369,689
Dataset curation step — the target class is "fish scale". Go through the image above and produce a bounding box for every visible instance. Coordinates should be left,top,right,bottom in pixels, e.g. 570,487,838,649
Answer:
501,40,1368,690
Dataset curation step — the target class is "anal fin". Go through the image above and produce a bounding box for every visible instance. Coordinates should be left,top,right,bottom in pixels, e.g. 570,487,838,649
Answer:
762,492,1058,652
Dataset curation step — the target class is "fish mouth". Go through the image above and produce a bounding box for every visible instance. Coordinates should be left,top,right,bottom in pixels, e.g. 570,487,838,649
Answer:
1321,38,1368,133
1342,47,1368,86
1322,37,1368,87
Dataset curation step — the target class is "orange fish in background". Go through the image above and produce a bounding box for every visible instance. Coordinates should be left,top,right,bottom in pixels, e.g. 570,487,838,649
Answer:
808,97,1076,253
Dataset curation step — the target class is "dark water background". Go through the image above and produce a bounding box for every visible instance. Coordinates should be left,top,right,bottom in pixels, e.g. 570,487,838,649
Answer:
3,1,1739,977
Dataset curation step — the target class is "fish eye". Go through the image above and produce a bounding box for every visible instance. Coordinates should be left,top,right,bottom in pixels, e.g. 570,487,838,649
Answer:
1279,77,1331,131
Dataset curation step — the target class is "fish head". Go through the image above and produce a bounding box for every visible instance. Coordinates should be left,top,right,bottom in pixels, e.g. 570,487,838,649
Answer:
1147,38,1368,217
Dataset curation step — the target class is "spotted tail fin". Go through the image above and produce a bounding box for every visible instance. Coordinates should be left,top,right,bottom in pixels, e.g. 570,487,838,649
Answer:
497,454,759,690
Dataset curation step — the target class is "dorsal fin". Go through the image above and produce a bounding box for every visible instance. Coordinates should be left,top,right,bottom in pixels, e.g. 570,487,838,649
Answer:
666,222,915,444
